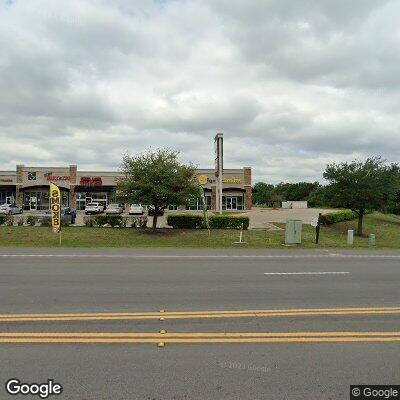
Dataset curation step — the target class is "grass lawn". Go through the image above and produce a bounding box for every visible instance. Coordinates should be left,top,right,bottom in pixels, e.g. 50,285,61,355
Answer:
0,212,399,248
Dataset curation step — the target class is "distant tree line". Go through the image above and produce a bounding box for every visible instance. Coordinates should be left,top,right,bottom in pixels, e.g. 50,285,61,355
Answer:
253,157,400,235
252,181,324,208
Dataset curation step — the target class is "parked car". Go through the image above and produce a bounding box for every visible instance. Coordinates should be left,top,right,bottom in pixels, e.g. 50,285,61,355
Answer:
129,204,144,215
148,207,165,216
85,202,104,215
105,203,124,214
0,203,23,215
45,207,77,224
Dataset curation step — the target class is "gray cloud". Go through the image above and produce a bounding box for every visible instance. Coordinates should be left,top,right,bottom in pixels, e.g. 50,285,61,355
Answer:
0,0,399,183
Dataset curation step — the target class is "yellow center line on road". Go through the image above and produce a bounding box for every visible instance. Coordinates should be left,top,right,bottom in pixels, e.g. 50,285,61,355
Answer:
0,332,400,337
0,306,400,322
0,335,400,344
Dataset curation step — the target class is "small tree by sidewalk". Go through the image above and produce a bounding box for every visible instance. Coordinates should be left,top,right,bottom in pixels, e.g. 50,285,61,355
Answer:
323,157,399,236
117,149,198,229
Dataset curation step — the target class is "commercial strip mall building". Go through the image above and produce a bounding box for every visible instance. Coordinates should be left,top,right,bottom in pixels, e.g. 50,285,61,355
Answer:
0,165,252,212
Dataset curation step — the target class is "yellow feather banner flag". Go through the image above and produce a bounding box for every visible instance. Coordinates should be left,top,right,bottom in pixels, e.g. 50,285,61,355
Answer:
49,183,61,233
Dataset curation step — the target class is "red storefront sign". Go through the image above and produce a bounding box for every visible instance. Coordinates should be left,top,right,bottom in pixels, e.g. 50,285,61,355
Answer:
46,176,70,181
80,177,103,186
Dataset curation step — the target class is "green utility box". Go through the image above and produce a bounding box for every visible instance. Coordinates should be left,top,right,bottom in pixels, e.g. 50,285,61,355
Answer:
285,219,302,245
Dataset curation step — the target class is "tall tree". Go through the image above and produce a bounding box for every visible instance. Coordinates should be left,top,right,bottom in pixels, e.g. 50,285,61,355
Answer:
323,157,399,236
118,149,198,229
252,182,275,205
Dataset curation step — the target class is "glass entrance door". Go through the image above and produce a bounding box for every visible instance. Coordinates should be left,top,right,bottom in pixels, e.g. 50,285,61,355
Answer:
226,196,237,211
30,195,37,210
23,191,50,211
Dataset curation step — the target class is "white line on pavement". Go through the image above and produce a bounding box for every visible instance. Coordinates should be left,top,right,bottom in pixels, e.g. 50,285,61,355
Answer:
264,272,350,275
0,254,399,259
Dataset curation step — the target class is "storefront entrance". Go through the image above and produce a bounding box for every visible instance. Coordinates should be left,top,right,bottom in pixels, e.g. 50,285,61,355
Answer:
23,190,69,211
226,196,237,210
24,191,49,211
222,194,244,211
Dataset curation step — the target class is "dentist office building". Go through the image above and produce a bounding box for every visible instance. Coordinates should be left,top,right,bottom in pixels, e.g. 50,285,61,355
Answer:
0,164,252,212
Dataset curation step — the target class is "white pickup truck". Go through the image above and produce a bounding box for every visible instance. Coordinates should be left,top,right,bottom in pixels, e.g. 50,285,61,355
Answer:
84,202,104,215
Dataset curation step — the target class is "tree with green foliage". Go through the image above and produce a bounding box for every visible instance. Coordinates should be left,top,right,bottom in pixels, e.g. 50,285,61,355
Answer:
252,182,275,205
306,186,329,208
323,157,399,236
117,149,198,229
253,181,321,207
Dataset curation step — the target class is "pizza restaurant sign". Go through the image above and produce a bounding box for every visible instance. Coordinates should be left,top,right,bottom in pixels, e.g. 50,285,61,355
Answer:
46,176,70,181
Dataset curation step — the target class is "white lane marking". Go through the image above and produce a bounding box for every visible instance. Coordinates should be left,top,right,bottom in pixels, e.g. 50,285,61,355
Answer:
0,254,399,259
264,272,350,275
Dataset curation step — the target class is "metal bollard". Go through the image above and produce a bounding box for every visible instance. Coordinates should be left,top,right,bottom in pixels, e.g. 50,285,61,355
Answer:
347,230,354,246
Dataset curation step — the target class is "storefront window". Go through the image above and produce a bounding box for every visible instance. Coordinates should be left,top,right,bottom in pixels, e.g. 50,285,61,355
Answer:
0,191,15,205
62,192,69,207
23,190,68,211
186,196,211,211
76,192,110,210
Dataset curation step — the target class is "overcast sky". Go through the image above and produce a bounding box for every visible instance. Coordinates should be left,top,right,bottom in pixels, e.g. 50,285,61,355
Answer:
1,0,399,183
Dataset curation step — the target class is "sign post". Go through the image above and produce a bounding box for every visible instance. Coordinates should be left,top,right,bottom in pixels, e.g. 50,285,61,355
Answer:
214,133,223,215
50,183,61,245
198,178,210,236
311,213,322,244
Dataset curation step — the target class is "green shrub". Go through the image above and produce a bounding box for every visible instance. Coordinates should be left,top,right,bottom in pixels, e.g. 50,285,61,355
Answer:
131,216,148,228
0,215,6,225
39,215,70,227
320,210,358,225
108,215,122,227
120,216,128,227
83,216,95,227
40,216,52,226
5,215,14,226
61,215,71,227
209,215,249,230
167,214,204,229
26,215,38,226
94,215,108,226
17,217,24,226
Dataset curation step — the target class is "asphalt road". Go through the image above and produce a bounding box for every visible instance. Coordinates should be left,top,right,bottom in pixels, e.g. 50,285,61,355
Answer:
0,248,399,399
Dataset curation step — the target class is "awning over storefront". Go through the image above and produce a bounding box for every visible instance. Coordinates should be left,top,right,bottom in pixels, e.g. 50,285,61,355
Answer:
0,185,16,192
74,185,116,193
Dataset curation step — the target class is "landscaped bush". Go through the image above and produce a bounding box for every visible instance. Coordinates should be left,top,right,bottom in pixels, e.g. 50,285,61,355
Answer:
39,215,70,227
83,216,95,227
320,210,358,225
17,217,24,226
131,216,148,228
167,214,204,229
61,215,71,226
94,215,108,226
40,216,52,226
26,215,38,226
107,215,122,227
208,215,249,230
0,215,6,225
5,215,14,226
